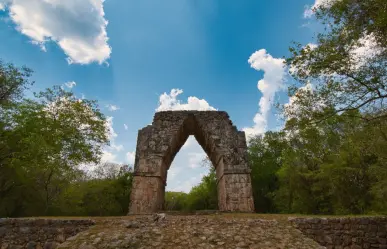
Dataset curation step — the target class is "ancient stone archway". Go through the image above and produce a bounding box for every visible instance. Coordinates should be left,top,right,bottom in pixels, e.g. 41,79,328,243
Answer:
128,111,255,214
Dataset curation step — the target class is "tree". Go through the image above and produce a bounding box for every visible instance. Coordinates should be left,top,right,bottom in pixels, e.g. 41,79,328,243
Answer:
0,63,109,216
57,163,133,216
271,108,387,215
165,192,188,211
248,131,287,213
185,165,218,211
0,61,35,216
278,0,387,215
164,157,218,212
286,0,387,122
0,60,33,106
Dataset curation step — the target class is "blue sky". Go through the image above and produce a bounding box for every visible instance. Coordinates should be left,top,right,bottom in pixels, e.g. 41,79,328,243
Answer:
0,0,319,192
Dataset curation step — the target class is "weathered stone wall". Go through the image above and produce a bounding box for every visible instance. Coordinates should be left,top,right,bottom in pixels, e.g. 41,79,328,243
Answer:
290,217,387,249
129,111,255,214
0,218,95,249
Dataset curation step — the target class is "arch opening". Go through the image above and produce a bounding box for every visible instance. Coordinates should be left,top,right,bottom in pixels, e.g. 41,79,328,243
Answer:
164,135,217,211
160,115,221,211
161,113,221,173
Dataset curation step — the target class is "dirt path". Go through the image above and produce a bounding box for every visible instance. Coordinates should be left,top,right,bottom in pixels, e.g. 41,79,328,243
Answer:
57,215,325,249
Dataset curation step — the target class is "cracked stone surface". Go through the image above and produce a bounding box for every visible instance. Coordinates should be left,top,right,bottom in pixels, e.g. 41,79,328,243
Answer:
57,215,325,249
129,111,255,214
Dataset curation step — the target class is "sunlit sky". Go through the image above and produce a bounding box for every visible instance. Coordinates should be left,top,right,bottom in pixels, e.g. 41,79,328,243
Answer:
0,0,320,192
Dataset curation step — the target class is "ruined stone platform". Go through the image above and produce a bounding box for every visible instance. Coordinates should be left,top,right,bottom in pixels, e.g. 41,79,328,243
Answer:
3,215,386,248
56,215,323,249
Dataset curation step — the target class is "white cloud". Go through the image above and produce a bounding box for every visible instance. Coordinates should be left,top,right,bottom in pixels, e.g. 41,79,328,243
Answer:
124,124,128,130
168,167,182,182
64,81,76,89
126,151,135,165
101,116,124,162
307,43,318,50
105,116,117,141
106,104,120,112
101,151,117,163
1,0,111,64
169,176,201,193
304,0,337,18
243,49,286,140
350,33,383,69
111,144,123,152
188,152,206,169
156,89,217,112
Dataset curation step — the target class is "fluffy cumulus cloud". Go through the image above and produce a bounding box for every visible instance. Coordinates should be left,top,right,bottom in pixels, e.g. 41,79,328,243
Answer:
101,116,124,162
64,81,76,89
156,89,217,112
106,104,120,112
0,0,111,64
243,49,286,140
304,0,336,18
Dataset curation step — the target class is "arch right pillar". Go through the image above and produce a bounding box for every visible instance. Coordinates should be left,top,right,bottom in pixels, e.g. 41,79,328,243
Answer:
215,157,255,212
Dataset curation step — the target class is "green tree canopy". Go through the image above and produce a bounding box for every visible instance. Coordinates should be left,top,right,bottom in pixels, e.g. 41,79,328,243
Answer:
0,61,111,216
286,0,387,122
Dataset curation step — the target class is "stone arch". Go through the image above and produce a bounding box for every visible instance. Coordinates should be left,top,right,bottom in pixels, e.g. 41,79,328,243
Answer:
128,111,255,214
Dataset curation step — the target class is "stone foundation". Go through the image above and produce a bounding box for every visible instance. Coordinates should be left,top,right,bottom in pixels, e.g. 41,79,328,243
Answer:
0,218,95,249
129,111,255,214
290,217,387,249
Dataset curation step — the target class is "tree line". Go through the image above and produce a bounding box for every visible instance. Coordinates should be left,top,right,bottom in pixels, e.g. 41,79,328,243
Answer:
0,61,134,217
1,0,386,216
165,110,386,215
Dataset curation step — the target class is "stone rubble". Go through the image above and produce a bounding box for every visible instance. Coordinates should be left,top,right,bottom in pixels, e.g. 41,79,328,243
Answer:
0,219,95,249
57,215,324,249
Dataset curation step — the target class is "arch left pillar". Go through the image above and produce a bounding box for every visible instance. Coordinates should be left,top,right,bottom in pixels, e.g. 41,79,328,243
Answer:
128,113,188,214
128,126,169,214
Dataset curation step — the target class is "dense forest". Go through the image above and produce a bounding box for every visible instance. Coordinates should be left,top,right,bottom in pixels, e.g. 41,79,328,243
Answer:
1,0,386,217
